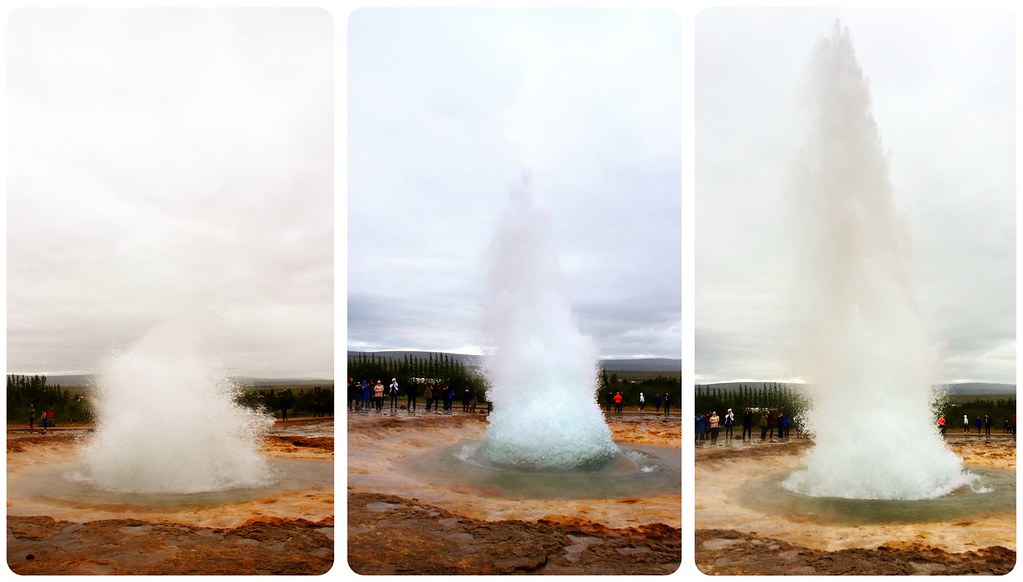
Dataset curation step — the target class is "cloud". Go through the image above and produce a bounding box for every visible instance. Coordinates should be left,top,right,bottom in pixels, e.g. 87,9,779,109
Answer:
348,8,681,360
7,8,333,378
696,8,1014,384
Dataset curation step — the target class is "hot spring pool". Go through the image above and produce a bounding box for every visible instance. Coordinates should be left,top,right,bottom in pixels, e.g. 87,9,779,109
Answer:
738,467,1015,524
7,457,333,512
405,441,680,499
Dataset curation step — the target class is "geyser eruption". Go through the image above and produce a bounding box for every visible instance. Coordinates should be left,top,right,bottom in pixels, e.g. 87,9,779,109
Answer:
80,322,275,493
480,181,618,469
785,23,969,500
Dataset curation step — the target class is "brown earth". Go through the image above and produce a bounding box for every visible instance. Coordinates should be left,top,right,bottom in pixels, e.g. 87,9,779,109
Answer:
695,434,1016,575
345,410,683,575
348,491,680,575
8,515,333,575
6,418,334,575
695,528,1014,575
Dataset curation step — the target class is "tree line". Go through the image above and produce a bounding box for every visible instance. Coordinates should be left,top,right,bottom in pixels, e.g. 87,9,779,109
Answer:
6,374,94,423
693,382,808,417
7,374,334,423
235,385,334,418
347,352,490,400
942,397,1016,431
599,370,682,408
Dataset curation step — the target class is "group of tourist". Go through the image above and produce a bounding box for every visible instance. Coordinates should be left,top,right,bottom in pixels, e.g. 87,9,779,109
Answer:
696,407,796,445
960,413,1015,436
27,404,55,433
346,378,489,415
605,391,675,416
938,412,1016,438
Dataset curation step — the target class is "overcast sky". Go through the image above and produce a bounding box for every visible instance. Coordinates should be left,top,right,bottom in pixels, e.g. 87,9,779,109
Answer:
348,8,682,359
7,8,333,378
696,8,1015,384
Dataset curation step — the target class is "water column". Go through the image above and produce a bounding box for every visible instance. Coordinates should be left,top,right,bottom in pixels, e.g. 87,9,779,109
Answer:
82,322,274,493
480,182,618,470
785,23,967,499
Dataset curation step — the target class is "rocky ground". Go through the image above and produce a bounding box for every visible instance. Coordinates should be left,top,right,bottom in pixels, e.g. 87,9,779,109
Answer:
7,418,334,575
695,433,1016,575
345,409,683,575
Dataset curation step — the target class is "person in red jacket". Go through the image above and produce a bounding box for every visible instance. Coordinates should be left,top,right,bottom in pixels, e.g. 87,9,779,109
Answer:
938,414,946,436
613,392,623,414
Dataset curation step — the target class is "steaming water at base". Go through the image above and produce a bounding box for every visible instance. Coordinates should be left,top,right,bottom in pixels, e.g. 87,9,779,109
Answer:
406,441,680,499
79,323,275,494
9,458,331,512
738,468,1014,524
787,24,967,500
480,182,618,470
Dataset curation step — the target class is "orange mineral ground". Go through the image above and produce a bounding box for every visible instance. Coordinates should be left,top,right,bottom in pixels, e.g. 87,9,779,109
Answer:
346,410,683,575
6,418,334,575
695,433,1016,575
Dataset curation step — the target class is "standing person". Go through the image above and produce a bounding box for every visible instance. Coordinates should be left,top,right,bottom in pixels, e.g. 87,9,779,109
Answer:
696,413,706,444
938,413,947,436
663,392,672,417
47,408,55,429
963,414,970,433
445,385,455,412
406,381,418,413
723,408,735,441
361,381,372,411
28,404,35,433
373,380,385,412
654,393,662,414
462,389,471,412
759,411,769,440
767,410,777,440
424,383,435,412
984,414,992,437
387,378,399,412
975,416,982,434
432,383,444,412
348,378,357,411
613,392,623,414
742,408,753,442
605,390,614,413
709,411,720,443
639,392,645,411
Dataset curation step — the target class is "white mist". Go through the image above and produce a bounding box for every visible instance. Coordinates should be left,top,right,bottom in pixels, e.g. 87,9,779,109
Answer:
785,23,969,500
480,181,618,469
81,322,274,493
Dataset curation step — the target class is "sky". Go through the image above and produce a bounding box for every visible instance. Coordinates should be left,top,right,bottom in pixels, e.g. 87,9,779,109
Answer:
6,8,334,378
347,8,682,360
696,8,1015,384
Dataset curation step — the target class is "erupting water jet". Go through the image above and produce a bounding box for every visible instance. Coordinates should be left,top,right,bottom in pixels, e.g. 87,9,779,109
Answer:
785,23,970,500
479,180,618,470
78,322,275,494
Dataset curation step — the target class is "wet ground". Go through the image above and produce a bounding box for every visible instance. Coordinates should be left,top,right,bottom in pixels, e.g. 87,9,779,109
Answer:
695,433,1016,575
346,408,683,575
6,418,334,575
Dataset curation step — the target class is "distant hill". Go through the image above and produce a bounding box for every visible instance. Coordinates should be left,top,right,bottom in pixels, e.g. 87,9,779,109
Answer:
38,374,94,387
28,374,332,389
348,351,681,374
599,358,681,373
940,382,1016,396
698,381,1015,396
